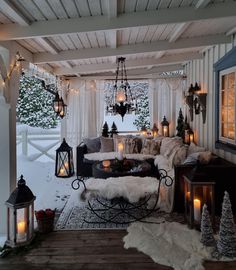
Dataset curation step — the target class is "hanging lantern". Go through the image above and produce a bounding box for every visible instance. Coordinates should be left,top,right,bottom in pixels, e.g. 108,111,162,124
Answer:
59,102,67,119
55,138,74,178
184,128,194,145
183,164,215,229
53,92,63,115
5,175,36,247
161,116,169,137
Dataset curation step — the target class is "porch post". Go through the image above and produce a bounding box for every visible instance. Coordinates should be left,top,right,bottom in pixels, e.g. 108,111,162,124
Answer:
0,46,22,234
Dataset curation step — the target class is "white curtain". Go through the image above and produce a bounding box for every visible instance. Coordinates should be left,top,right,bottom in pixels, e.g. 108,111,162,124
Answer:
64,80,105,149
148,78,186,137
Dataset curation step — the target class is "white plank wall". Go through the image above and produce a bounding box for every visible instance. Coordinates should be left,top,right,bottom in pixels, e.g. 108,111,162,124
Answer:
184,35,236,164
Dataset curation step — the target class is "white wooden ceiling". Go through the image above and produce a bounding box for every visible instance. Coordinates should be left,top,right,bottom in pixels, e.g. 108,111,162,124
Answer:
0,0,236,78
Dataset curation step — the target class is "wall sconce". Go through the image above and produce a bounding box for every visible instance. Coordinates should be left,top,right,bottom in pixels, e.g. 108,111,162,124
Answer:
161,116,169,137
185,83,207,124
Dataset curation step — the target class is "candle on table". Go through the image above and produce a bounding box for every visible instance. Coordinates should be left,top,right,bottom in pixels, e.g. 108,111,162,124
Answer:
102,160,111,168
117,143,124,160
17,221,26,240
194,199,201,222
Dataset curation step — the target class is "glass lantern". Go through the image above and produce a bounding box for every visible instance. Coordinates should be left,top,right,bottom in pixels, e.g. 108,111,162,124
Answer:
53,92,63,115
183,164,215,229
55,138,74,178
152,123,159,137
184,128,194,145
161,116,169,137
140,126,147,137
5,175,36,247
59,102,67,119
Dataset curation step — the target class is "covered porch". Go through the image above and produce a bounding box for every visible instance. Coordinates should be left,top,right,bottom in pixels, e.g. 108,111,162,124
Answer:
1,0,236,269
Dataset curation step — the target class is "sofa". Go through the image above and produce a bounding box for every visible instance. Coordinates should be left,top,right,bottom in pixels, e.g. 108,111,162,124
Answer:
76,135,236,214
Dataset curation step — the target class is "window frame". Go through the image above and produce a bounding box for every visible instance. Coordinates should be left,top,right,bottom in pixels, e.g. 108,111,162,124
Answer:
214,46,236,153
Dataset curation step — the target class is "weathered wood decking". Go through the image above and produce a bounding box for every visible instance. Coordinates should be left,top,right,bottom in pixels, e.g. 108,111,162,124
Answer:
0,230,236,270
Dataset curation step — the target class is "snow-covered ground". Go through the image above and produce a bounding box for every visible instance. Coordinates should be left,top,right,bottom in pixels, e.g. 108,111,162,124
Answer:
17,155,73,212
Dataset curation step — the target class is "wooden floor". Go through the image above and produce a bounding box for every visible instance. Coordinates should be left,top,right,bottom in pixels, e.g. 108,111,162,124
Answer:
1,230,236,270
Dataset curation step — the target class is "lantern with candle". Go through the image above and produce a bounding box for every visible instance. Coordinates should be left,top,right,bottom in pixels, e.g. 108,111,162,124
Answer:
5,175,36,247
55,138,74,178
152,123,159,137
183,163,215,229
140,126,147,137
161,116,169,137
184,128,194,145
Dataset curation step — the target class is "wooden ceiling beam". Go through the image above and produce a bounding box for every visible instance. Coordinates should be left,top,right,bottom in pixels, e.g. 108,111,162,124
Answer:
53,52,202,75
0,2,236,40
33,34,229,64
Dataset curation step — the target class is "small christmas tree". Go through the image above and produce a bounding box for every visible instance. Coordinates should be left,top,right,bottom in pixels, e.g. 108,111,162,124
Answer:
102,122,109,137
176,108,185,138
110,122,118,137
200,204,215,246
217,191,236,257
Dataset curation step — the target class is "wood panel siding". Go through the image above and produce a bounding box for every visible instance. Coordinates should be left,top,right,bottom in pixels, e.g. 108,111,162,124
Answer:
184,35,236,164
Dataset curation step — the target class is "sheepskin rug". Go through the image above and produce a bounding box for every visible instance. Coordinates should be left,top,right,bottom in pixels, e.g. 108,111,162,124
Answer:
123,220,212,270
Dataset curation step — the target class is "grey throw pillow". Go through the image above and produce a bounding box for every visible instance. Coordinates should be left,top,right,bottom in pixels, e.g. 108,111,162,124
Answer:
83,137,101,153
100,137,114,152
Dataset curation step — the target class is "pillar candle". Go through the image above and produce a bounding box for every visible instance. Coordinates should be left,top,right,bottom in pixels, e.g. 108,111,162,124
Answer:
117,143,124,160
194,199,201,222
17,221,26,240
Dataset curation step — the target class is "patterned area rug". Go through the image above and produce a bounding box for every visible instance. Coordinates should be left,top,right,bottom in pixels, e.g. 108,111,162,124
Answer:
55,196,185,230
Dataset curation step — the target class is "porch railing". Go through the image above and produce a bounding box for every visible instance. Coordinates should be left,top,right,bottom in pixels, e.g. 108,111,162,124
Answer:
17,127,60,161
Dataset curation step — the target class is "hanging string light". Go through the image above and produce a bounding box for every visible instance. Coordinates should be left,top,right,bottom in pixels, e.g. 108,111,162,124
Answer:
106,57,137,121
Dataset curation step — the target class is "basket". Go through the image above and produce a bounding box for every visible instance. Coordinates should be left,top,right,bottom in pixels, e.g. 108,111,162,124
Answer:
35,209,55,234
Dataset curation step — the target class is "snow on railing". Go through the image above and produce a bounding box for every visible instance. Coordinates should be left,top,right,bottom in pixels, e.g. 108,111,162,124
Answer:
16,124,60,161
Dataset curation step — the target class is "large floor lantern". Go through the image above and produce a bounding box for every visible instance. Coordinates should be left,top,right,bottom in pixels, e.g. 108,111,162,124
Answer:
5,175,36,247
55,138,74,178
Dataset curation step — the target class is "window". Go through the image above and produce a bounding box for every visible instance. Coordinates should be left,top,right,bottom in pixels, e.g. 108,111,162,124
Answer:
219,68,235,143
214,46,236,153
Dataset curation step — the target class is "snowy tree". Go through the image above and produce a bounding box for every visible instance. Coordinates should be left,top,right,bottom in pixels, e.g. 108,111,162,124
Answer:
200,204,215,246
133,92,150,130
217,191,236,257
16,75,58,129
176,108,185,138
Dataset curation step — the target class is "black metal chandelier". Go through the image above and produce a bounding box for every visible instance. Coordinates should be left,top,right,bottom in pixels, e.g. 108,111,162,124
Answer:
106,57,137,121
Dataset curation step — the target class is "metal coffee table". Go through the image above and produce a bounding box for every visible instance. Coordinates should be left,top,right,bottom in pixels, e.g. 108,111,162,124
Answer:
92,159,151,179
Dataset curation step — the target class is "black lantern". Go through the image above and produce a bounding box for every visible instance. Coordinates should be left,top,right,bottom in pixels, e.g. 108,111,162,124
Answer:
183,164,215,229
53,92,64,115
184,128,194,145
55,138,74,178
161,116,169,137
59,102,67,119
5,175,36,247
106,57,137,121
